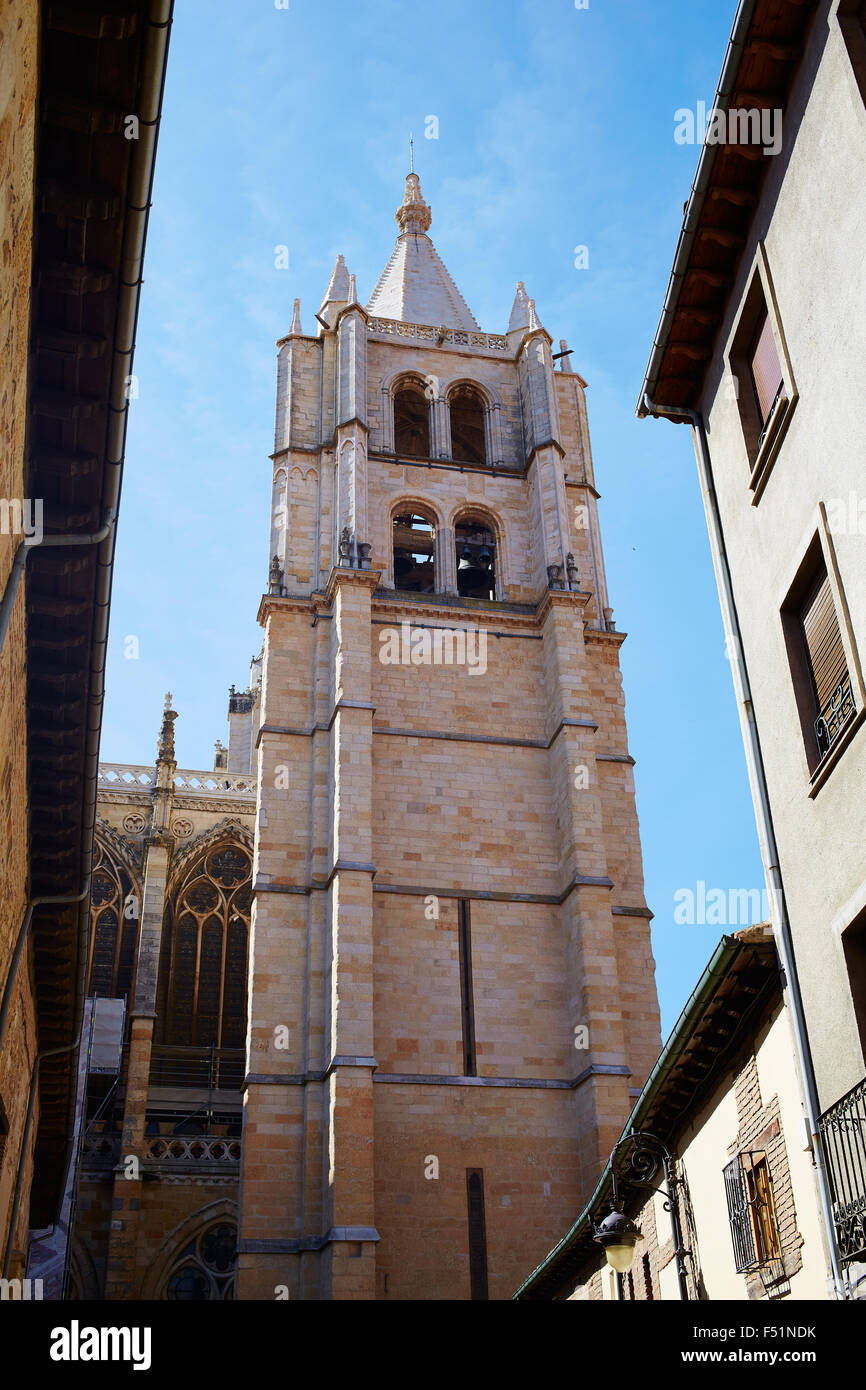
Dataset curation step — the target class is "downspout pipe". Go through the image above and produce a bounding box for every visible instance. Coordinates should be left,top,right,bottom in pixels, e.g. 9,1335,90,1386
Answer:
0,514,115,658
643,392,846,1299
0,886,91,1057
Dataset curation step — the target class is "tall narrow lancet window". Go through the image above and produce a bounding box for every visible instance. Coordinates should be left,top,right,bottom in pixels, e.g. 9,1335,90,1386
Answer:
394,381,431,458
393,512,436,593
449,385,486,465
455,520,496,601
155,842,252,1059
88,837,139,1001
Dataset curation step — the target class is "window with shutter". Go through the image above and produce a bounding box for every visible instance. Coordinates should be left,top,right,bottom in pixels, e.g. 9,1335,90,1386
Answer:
749,309,784,429
727,247,797,493
724,1155,758,1272
723,1151,781,1273
799,563,855,757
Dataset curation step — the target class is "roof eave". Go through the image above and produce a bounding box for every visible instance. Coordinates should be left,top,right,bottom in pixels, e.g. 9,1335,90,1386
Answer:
637,0,759,419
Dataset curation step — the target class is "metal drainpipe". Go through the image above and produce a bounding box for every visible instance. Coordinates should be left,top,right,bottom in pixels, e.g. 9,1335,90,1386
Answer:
643,392,846,1299
0,887,91,1056
1,0,174,1270
0,515,115,658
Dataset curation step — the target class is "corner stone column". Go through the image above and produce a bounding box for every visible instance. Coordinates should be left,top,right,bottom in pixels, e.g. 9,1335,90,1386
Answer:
103,834,172,1300
540,590,632,1195
323,567,379,1299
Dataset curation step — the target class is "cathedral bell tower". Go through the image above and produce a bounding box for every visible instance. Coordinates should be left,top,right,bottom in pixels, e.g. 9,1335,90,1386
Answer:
238,172,661,1300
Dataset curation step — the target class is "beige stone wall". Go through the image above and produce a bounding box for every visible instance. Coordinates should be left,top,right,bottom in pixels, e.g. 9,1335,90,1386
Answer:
0,0,38,1273
244,258,661,1298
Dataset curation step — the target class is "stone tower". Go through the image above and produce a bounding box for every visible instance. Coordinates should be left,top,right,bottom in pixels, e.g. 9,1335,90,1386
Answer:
239,172,661,1300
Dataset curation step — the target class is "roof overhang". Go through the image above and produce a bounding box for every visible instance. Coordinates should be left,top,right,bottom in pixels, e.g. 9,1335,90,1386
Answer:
637,0,818,420
25,0,172,1227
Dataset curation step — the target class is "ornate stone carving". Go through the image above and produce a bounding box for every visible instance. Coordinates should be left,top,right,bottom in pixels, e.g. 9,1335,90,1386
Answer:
122,811,148,836
171,817,194,839
157,692,178,764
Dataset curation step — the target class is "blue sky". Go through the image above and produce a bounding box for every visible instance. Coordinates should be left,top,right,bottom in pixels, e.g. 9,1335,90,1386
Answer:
102,0,764,1032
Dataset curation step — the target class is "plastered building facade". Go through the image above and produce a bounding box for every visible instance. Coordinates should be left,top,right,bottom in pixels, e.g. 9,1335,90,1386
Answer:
639,0,866,1293
238,173,662,1300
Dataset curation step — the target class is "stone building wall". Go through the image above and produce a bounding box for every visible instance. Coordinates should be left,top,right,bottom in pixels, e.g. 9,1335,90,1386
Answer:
240,174,661,1299
0,0,39,1276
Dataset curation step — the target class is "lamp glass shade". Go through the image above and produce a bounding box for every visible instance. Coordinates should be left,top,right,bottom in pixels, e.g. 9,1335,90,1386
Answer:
604,1240,637,1274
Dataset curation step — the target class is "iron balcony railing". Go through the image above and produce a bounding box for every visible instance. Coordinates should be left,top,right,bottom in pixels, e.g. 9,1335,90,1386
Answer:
80,1134,122,1170
148,1045,245,1092
818,1075,866,1264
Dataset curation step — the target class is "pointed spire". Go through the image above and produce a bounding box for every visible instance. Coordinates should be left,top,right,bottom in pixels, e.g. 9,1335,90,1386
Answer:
508,281,532,333
156,691,177,765
347,273,358,306
319,253,351,312
528,297,543,331
290,297,303,334
366,172,478,330
395,173,432,236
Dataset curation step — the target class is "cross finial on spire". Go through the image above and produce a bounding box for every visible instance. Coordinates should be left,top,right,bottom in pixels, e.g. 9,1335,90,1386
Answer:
164,691,173,710
409,132,414,174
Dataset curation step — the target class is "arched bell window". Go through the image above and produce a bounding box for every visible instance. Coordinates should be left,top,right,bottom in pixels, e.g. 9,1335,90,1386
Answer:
155,842,252,1052
449,384,486,465
393,510,437,593
394,380,431,458
163,1221,237,1301
87,836,140,1001
455,519,497,601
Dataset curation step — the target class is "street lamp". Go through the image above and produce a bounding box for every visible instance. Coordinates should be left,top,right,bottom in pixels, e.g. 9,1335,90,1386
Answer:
592,1130,690,1299
593,1207,642,1274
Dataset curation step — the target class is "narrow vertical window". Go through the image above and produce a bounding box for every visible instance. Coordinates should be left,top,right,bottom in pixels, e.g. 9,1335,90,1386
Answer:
842,907,866,1062
466,1168,489,1300
394,382,430,458
449,385,486,464
799,561,854,757
455,520,497,601
782,540,858,774
642,1252,654,1300
458,899,476,1076
749,308,783,432
392,512,436,592
727,247,796,492
723,1151,781,1272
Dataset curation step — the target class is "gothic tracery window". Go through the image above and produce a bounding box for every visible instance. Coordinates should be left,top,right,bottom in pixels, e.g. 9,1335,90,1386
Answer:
163,1222,237,1301
87,837,140,1001
394,380,431,458
156,842,252,1052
